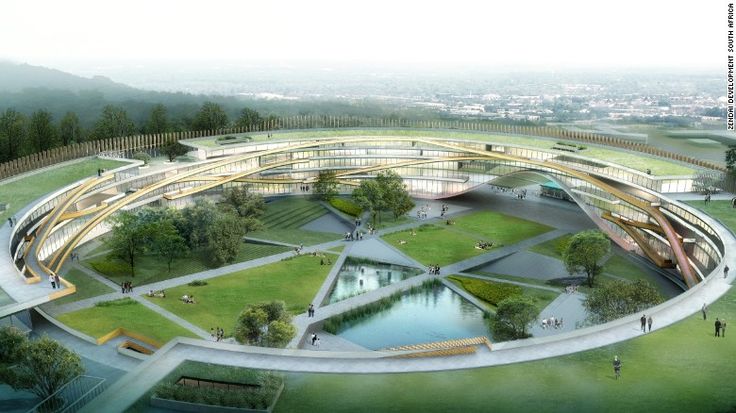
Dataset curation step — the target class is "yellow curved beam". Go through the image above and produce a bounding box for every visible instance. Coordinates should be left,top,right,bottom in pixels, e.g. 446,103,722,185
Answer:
41,136,696,287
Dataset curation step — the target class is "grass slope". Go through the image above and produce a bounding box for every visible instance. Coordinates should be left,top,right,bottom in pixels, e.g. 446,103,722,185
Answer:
251,197,339,245
0,158,127,223
54,268,114,305
143,255,332,334
57,298,197,344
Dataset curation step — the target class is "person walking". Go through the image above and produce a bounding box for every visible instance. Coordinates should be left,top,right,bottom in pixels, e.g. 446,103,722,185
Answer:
647,315,653,332
702,303,708,320
715,318,722,337
725,265,730,279
722,319,727,338
49,273,56,289
640,314,647,333
54,273,61,289
613,355,622,380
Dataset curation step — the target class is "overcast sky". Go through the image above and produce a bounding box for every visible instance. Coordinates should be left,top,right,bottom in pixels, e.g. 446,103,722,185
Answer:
1,0,724,70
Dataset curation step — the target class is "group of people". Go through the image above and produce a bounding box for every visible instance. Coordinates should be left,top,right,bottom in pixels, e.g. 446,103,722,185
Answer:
514,189,529,200
48,272,61,289
181,294,196,304
307,304,315,317
69,252,80,262
703,303,727,337
475,240,493,250
146,289,166,298
541,316,563,329
639,314,653,333
440,204,449,217
428,264,441,275
294,243,305,255
344,231,363,241
565,284,579,294
211,327,225,341
299,184,310,192
120,281,134,293
310,333,321,347
417,204,431,220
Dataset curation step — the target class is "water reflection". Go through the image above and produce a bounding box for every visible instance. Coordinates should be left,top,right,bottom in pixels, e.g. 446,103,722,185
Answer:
327,258,423,304
336,286,491,350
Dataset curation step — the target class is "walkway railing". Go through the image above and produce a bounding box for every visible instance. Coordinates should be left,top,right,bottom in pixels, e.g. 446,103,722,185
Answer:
26,375,107,413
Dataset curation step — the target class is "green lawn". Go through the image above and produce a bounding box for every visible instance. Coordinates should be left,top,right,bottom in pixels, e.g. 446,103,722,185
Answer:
528,234,572,259
85,242,290,286
56,298,197,344
0,158,128,223
251,197,339,245
383,224,487,266
143,255,332,334
54,268,114,305
383,211,552,266
452,210,553,246
685,200,736,231
186,129,695,176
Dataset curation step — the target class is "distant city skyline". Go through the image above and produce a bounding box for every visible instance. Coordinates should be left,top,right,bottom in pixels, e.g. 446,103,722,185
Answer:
1,0,724,70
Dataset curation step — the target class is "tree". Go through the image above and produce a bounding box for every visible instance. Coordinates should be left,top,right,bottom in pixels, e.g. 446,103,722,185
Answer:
92,105,136,139
352,179,385,225
161,141,189,162
27,110,58,153
313,170,339,201
180,199,219,249
0,335,84,401
206,212,245,266
59,112,83,145
192,101,229,131
0,109,27,162
222,186,265,219
378,170,414,219
106,211,154,277
0,327,26,365
152,220,188,273
145,103,170,134
584,279,663,324
490,296,538,340
234,301,294,347
563,230,611,287
235,107,263,130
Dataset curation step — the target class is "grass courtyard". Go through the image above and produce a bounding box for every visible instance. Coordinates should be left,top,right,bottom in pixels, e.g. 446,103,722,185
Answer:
142,254,333,334
383,210,552,266
0,157,128,223
57,298,198,344
84,241,290,286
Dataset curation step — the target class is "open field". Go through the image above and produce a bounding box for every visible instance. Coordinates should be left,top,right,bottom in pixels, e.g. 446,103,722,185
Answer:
142,255,332,334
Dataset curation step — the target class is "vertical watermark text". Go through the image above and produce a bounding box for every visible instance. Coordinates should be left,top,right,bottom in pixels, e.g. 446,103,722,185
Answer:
728,3,734,130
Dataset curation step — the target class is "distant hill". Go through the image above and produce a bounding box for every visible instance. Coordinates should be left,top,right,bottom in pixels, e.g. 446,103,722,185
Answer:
0,61,136,94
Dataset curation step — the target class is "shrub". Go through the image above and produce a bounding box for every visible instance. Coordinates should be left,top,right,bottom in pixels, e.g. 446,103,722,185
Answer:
95,297,137,307
449,276,522,307
329,197,363,217
132,151,151,165
188,280,208,287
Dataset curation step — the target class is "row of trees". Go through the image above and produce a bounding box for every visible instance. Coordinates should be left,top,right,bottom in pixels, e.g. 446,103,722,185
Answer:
0,102,273,163
107,186,264,276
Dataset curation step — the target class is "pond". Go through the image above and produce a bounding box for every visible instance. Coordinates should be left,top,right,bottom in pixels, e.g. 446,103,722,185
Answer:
326,258,423,304
335,285,491,350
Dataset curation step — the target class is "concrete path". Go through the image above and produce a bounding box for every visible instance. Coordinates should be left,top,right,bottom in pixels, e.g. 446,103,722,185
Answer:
528,292,587,337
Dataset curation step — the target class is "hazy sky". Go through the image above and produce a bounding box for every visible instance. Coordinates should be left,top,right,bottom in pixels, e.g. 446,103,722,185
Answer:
1,0,724,69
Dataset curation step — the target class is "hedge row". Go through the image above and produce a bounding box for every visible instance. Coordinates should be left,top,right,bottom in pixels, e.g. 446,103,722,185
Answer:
329,197,363,217
449,276,523,307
